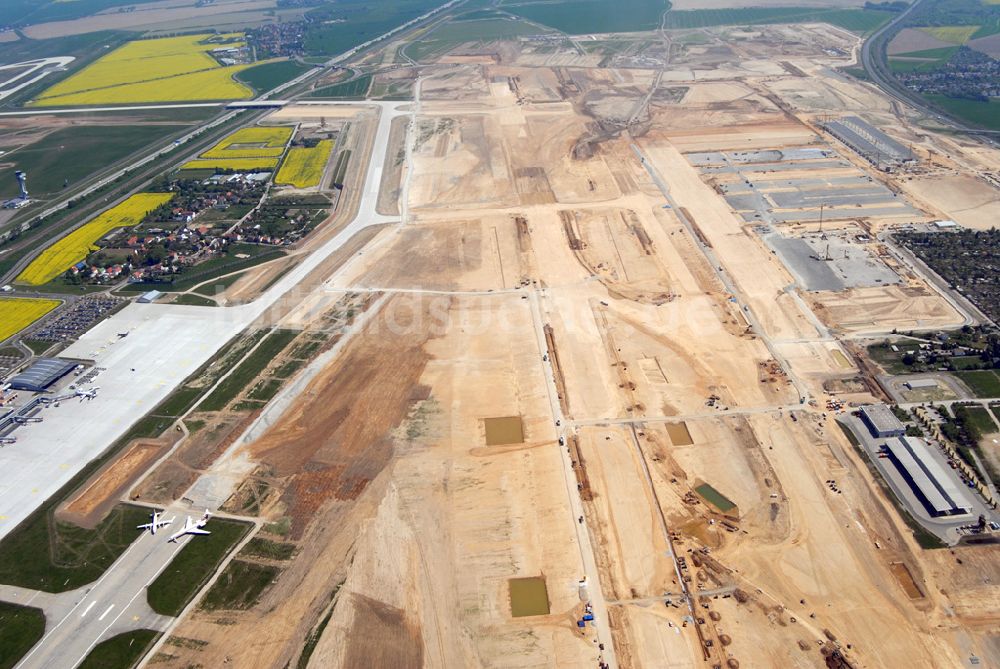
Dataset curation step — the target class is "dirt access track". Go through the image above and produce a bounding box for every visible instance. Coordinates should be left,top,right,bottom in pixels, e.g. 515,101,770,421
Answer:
145,21,1000,669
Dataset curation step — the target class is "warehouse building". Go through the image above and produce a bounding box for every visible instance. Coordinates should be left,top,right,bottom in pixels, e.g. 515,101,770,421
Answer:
824,116,915,171
859,404,906,438
886,436,973,517
7,358,78,392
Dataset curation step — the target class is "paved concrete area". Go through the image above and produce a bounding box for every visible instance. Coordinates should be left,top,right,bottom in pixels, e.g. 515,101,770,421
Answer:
839,414,997,544
4,518,188,669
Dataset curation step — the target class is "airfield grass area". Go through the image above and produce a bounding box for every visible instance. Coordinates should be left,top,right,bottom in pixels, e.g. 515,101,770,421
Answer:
0,602,45,669
31,33,254,106
0,297,60,343
307,74,372,99
275,140,333,188
503,0,666,34
0,124,187,201
197,329,300,412
661,7,893,32
201,560,279,611
240,537,296,560
77,629,159,669
17,192,174,286
146,518,251,616
0,504,150,592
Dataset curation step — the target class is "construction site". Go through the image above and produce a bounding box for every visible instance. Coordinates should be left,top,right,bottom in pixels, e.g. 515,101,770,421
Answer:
1,8,999,669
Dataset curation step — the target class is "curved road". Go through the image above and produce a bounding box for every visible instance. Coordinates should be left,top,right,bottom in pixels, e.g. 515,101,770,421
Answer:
860,0,1000,140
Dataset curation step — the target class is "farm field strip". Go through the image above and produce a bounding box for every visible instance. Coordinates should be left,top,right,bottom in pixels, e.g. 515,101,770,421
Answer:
0,298,61,342
17,192,174,286
181,125,294,171
920,25,980,44
275,140,334,188
31,33,255,106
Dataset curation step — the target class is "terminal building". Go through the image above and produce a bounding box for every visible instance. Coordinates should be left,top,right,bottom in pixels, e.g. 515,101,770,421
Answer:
823,116,915,171
7,358,78,392
859,404,906,438
886,436,973,517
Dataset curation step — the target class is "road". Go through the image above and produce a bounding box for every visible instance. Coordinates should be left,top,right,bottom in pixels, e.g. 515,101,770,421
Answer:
859,0,1000,140
528,289,619,669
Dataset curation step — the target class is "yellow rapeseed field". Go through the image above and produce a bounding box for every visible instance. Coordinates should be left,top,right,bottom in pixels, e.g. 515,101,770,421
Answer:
18,192,174,286
275,140,334,188
31,33,254,106
0,298,61,343
181,158,280,171
201,126,293,159
181,125,293,171
920,25,979,44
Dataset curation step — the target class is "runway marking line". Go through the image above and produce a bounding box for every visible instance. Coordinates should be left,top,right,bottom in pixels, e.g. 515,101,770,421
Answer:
98,604,114,621
81,601,96,617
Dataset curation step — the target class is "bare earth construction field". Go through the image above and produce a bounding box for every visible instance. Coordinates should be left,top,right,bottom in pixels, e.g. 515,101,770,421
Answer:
54,18,1000,669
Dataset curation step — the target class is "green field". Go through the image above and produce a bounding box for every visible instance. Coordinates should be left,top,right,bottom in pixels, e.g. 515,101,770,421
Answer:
8,0,161,26
925,95,1000,131
241,537,296,560
960,405,999,436
197,329,300,411
77,629,158,669
0,124,186,200
0,602,45,669
303,0,442,56
503,0,666,34
661,7,893,33
147,518,251,616
428,17,551,41
0,504,149,592
954,370,1000,398
308,74,372,99
237,60,312,93
201,560,279,610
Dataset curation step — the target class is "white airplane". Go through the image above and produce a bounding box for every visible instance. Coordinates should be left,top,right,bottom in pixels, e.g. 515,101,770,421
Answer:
137,510,173,535
168,511,211,543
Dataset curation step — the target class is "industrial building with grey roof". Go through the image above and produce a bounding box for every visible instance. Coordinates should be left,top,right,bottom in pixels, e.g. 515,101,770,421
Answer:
6,358,78,392
885,436,974,517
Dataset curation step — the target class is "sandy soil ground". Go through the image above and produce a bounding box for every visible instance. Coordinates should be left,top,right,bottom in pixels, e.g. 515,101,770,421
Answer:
58,438,173,528
898,173,1000,231
137,25,1000,669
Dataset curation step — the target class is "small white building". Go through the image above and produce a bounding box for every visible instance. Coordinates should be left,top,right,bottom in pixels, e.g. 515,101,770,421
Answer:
137,290,163,304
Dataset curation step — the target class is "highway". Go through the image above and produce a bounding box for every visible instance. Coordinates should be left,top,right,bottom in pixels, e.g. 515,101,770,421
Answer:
859,0,1000,140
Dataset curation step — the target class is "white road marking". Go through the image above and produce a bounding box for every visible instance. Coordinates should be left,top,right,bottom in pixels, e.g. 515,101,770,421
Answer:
80,601,96,618
98,605,114,621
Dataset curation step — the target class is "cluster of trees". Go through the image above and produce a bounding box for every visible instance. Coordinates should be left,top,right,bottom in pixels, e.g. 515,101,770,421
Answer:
897,229,1000,323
